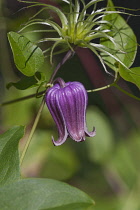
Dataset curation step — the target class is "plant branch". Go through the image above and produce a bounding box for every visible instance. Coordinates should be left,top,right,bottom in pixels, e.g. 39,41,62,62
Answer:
87,82,140,101
113,84,140,101
87,83,113,92
87,73,120,93
20,97,45,166
49,50,74,83
0,90,45,107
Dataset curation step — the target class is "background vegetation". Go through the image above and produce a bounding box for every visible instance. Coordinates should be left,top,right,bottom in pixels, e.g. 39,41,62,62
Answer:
0,0,140,209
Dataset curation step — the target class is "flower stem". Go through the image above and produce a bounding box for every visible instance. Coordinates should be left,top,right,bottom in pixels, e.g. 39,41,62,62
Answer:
87,73,120,93
87,83,113,92
87,82,140,101
20,97,45,166
113,84,140,101
0,90,45,107
49,50,74,83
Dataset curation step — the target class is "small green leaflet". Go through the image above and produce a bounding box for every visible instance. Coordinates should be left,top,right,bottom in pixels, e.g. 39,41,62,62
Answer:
0,126,24,186
8,32,44,76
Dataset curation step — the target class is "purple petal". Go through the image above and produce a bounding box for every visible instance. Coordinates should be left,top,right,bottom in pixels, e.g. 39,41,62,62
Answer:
45,78,96,145
85,127,96,137
58,82,87,141
46,85,68,146
52,129,68,146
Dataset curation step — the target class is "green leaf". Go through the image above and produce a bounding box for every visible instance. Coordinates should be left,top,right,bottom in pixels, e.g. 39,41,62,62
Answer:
119,66,140,89
8,31,44,76
0,126,24,186
6,72,45,90
86,106,114,163
0,178,95,210
100,0,137,71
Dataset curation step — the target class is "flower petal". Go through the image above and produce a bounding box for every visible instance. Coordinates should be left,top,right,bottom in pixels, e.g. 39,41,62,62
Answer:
52,130,68,146
46,84,68,146
58,82,87,141
46,78,96,145
85,126,96,137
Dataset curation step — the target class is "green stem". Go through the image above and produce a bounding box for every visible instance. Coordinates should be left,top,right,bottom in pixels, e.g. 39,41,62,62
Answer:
87,82,140,101
20,97,45,166
113,84,140,101
87,83,113,92
0,90,45,107
87,73,120,93
49,50,74,83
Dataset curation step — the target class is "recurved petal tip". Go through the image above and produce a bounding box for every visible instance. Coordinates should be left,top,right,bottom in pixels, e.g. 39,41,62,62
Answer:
72,136,85,142
85,127,96,137
52,133,68,146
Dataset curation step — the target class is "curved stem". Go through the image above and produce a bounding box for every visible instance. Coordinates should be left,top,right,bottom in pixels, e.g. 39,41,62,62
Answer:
87,83,113,92
87,82,140,101
87,71,120,93
20,97,45,166
49,50,74,83
0,90,45,107
113,84,140,101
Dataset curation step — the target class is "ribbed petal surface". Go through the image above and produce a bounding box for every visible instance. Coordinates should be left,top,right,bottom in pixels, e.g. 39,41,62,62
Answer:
46,84,68,146
58,82,86,141
45,78,96,145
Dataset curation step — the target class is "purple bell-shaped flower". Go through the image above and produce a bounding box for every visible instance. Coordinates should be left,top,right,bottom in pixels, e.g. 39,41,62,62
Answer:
45,78,96,146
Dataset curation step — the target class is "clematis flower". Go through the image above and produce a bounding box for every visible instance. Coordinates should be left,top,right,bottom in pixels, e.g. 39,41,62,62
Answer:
45,78,96,146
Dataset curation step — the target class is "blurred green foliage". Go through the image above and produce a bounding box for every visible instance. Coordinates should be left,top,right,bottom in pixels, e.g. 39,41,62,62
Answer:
0,0,140,210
